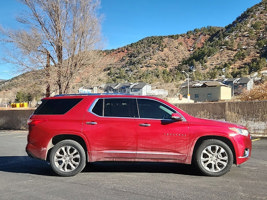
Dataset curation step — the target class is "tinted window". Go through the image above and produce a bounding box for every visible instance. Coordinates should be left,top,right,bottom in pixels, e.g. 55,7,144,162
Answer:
104,98,138,118
92,99,103,116
34,98,82,115
137,99,175,119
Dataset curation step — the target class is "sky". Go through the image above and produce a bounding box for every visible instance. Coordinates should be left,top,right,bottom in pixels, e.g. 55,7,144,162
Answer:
0,0,262,80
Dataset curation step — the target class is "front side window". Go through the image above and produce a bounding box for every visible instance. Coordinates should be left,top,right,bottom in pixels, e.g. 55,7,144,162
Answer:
137,99,176,119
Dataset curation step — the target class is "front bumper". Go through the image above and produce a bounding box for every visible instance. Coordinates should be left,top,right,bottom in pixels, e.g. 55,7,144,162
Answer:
231,134,252,165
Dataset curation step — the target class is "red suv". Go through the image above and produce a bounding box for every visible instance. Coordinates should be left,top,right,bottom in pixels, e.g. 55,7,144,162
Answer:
26,94,251,177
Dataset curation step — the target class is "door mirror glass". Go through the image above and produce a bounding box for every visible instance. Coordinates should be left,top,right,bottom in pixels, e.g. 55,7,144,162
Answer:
171,113,182,121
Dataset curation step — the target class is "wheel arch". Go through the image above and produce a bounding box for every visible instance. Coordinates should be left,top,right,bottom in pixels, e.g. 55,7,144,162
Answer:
46,134,89,162
191,136,236,165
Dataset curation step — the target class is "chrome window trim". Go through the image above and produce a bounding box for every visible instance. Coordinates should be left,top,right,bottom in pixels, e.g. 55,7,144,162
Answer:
88,97,187,121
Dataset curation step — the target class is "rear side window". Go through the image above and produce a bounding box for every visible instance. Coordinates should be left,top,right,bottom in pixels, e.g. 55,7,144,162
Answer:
92,99,103,116
104,98,138,118
34,98,82,115
91,98,138,118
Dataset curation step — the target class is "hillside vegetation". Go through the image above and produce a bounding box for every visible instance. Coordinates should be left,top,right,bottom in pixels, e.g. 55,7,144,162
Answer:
0,0,267,102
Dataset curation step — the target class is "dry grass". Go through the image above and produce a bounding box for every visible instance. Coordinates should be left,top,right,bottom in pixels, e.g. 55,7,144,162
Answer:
239,82,267,101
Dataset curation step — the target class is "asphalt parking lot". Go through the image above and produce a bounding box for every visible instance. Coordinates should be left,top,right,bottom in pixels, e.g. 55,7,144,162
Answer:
0,130,266,200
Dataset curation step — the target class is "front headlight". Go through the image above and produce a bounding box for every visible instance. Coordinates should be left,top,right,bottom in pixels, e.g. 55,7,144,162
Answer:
229,127,249,136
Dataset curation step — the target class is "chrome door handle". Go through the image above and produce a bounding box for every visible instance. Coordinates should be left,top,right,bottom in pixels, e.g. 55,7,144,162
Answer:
139,123,151,127
86,121,97,125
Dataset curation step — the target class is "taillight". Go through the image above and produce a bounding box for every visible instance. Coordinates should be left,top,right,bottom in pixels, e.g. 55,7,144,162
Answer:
27,119,32,125
27,119,43,126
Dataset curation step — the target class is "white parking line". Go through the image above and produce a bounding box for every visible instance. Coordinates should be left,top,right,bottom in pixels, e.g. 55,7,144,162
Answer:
0,132,28,136
15,135,27,138
0,133,14,136
252,138,261,142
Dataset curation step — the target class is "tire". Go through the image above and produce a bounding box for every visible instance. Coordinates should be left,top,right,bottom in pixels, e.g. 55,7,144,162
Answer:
194,139,233,177
49,140,86,177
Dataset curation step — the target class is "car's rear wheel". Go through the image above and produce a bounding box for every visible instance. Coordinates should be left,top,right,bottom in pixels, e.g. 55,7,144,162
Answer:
49,140,86,177
194,139,233,176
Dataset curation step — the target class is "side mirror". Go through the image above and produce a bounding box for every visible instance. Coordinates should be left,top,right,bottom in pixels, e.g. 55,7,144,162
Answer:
171,113,183,121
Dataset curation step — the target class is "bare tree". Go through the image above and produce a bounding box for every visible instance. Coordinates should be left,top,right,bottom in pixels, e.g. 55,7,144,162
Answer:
1,0,102,95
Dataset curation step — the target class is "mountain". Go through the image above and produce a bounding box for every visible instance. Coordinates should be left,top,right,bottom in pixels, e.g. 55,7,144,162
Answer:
0,0,266,102
104,26,221,83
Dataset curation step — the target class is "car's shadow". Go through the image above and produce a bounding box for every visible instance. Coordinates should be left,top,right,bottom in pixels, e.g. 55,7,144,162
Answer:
0,156,53,176
0,156,201,176
84,162,201,176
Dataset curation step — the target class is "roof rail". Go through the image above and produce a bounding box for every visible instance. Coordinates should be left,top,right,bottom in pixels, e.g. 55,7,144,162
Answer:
54,93,130,97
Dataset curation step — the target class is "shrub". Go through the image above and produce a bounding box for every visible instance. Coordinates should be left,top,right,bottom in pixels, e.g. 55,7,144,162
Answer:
15,91,32,103
239,82,267,101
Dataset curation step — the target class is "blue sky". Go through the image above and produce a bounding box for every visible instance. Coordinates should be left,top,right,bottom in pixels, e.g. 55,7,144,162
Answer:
0,0,261,80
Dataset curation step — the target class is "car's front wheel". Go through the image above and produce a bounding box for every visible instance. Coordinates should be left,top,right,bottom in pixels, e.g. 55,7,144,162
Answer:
194,139,233,176
49,140,86,177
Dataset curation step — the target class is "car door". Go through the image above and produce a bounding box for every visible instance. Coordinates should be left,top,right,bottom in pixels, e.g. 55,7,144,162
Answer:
135,98,189,162
83,98,138,162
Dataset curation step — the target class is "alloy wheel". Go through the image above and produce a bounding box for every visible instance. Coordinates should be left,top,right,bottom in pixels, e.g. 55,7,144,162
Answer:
200,144,229,173
54,145,81,172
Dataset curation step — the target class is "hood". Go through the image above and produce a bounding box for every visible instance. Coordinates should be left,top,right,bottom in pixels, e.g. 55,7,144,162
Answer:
190,117,246,129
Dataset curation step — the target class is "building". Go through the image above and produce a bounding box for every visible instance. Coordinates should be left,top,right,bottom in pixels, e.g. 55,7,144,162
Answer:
181,81,232,102
223,77,254,95
235,77,254,94
129,83,151,96
167,94,194,104
103,83,150,95
80,83,168,97
104,83,131,94
78,86,98,94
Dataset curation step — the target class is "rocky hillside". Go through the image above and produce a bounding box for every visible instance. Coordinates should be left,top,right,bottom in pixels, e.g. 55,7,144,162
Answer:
104,27,221,83
0,0,267,102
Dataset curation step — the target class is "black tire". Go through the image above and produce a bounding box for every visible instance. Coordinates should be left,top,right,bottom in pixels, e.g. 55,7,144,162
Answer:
49,140,86,177
194,139,233,177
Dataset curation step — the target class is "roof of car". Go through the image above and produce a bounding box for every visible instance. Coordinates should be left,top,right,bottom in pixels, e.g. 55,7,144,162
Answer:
41,93,191,119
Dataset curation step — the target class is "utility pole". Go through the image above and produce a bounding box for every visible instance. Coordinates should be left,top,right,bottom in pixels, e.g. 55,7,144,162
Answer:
182,71,190,102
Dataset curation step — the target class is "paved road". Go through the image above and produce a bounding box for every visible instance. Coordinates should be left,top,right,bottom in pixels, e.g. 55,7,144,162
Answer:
0,130,266,200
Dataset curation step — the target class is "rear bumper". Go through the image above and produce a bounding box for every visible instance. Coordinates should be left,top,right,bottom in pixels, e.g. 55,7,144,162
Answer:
26,143,47,161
